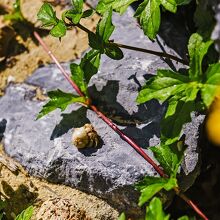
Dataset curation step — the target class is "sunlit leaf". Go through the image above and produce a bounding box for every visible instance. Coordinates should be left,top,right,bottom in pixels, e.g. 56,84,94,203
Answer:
134,0,161,40
37,90,85,119
37,3,58,27
150,143,184,176
96,8,115,42
96,0,138,14
188,33,213,81
15,206,34,220
136,176,177,206
50,20,67,37
145,197,170,220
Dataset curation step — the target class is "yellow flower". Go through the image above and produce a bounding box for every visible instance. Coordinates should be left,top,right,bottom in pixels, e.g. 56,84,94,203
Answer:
206,88,220,146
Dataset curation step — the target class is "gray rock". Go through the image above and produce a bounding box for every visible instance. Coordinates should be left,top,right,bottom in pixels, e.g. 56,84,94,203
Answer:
86,0,99,8
211,3,220,54
0,7,203,215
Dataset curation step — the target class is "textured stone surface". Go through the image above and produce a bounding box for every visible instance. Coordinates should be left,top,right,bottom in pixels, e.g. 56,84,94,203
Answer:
212,2,220,53
36,198,91,220
0,7,204,214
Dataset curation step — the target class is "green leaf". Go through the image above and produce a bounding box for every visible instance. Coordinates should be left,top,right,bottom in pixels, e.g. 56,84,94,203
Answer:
178,216,196,220
4,0,24,21
161,100,196,140
15,206,34,220
71,0,83,13
145,197,170,220
88,32,104,51
188,33,213,81
201,85,218,108
134,0,161,40
80,49,101,83
50,20,67,37
176,0,192,5
136,69,200,141
37,3,58,27
200,63,220,107
0,213,3,220
37,90,85,119
161,0,177,13
0,200,6,211
96,0,138,15
137,70,189,104
118,213,126,220
104,43,124,60
150,143,184,176
82,9,94,18
63,9,83,24
70,63,87,94
178,216,189,220
136,176,177,206
185,84,200,101
205,63,220,85
96,8,115,42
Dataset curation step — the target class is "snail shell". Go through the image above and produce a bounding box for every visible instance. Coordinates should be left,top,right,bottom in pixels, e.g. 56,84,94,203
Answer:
72,124,99,149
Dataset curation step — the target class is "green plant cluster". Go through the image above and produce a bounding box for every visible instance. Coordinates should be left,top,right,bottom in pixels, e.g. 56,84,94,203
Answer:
35,0,219,219
119,197,195,220
4,0,24,21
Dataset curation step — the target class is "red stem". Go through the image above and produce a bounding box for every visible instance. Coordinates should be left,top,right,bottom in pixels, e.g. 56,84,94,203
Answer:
34,32,84,97
175,188,208,220
34,31,209,220
90,105,166,177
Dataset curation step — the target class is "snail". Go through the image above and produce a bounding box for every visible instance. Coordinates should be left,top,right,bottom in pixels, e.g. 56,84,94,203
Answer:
72,124,99,149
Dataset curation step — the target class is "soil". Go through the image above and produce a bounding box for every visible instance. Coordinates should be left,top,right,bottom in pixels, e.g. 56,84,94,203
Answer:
0,0,98,96
0,144,119,220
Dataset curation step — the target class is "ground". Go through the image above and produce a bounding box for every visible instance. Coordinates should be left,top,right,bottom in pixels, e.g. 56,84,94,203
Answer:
0,145,118,219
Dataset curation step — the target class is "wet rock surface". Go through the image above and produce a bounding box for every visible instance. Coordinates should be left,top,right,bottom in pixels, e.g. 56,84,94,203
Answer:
0,6,204,214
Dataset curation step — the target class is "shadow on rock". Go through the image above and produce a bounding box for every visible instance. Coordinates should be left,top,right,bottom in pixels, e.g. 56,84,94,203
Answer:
50,107,89,140
78,137,104,156
121,121,161,148
89,80,164,125
0,119,7,142
88,79,165,148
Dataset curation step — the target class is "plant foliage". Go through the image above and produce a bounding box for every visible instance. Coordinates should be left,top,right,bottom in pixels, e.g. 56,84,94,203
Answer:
118,197,195,220
137,33,219,143
15,206,34,220
4,0,24,21
36,0,220,218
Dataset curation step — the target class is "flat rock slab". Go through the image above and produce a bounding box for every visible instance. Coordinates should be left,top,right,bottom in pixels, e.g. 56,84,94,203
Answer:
1,7,204,214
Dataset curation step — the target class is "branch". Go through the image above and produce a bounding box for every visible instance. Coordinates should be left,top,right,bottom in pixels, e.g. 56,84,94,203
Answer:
75,23,188,65
174,188,208,220
34,31,208,220
34,32,84,97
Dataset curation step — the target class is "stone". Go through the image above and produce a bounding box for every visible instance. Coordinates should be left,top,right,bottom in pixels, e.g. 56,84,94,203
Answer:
211,2,220,54
0,6,203,215
36,198,91,220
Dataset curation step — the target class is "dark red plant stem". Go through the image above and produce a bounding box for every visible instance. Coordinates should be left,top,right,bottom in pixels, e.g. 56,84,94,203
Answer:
34,32,85,97
34,31,209,220
75,23,188,65
113,43,189,65
174,188,208,220
90,105,166,177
